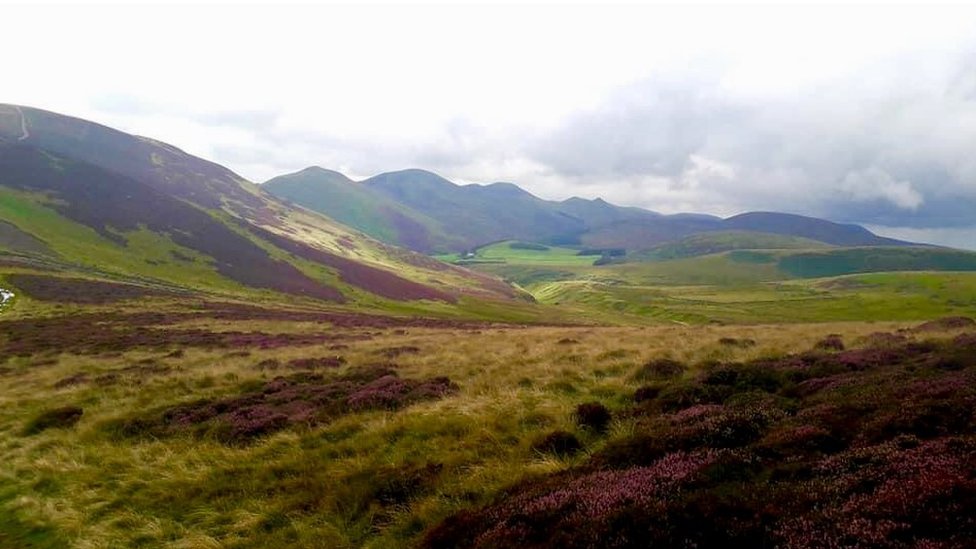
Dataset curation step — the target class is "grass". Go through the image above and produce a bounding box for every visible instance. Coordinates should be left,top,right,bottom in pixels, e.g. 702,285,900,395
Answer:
2,216,976,546
442,240,976,325
436,240,597,267
3,287,964,548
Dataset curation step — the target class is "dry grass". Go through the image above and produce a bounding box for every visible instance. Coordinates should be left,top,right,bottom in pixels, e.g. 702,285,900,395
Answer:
0,317,946,548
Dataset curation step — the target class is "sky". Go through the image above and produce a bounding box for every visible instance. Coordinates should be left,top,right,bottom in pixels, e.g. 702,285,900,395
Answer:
4,1,976,249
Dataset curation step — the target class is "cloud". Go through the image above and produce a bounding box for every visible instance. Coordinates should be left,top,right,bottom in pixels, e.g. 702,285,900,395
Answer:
17,3,970,249
840,168,922,211
518,49,976,233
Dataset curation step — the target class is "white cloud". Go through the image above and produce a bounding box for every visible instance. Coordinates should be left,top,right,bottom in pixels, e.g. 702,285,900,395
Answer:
841,168,923,210
3,2,976,246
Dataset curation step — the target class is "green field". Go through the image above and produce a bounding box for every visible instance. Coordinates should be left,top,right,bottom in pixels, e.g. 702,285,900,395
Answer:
437,241,976,325
436,240,598,267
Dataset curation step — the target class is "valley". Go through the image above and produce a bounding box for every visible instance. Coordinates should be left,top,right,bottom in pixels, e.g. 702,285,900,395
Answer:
2,104,975,549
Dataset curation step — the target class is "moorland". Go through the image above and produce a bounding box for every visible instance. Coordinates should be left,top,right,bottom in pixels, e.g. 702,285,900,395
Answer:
2,104,976,548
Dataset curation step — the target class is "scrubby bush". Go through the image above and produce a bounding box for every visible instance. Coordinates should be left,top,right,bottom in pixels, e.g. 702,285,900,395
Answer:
718,337,757,348
632,358,687,381
532,430,583,457
574,402,612,432
633,385,660,403
814,334,845,351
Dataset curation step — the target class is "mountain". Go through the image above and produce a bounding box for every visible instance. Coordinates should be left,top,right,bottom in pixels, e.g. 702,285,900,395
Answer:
263,167,454,253
0,104,521,310
361,169,585,249
723,212,909,247
266,168,599,252
267,167,911,254
634,230,834,261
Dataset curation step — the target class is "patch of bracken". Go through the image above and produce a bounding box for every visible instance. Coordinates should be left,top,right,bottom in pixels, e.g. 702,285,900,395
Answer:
23,406,83,435
105,366,458,444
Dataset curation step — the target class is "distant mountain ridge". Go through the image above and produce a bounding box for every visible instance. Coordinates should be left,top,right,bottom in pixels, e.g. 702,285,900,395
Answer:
265,167,912,253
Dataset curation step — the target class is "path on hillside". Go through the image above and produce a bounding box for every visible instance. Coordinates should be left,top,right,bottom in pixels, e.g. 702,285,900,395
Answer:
14,106,29,141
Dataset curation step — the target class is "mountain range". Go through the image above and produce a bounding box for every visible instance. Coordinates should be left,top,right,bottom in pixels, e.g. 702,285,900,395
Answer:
0,104,519,312
0,103,966,323
264,166,910,254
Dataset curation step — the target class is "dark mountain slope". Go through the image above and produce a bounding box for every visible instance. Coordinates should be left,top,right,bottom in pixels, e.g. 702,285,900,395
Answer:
363,169,585,249
264,167,454,253
0,104,522,308
0,104,267,218
0,143,344,301
724,212,909,247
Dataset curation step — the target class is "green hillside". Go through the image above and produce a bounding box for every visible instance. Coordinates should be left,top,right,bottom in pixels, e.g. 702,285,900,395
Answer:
447,241,976,324
363,170,585,250
0,104,549,322
264,167,458,253
635,230,833,260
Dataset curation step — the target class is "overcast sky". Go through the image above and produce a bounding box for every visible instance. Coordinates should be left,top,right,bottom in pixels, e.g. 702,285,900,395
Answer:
5,1,976,249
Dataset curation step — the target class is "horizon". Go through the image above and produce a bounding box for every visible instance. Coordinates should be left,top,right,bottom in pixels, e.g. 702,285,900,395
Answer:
4,2,976,249
4,99,972,250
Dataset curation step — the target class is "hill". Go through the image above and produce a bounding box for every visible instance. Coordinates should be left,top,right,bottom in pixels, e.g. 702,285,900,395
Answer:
0,104,527,316
265,167,909,254
723,211,909,246
361,169,586,250
635,231,834,261
264,167,457,253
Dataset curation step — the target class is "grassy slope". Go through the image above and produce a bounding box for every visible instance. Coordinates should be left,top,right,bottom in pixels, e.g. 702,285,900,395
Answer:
263,168,456,252
0,105,551,322
2,304,957,548
634,230,833,260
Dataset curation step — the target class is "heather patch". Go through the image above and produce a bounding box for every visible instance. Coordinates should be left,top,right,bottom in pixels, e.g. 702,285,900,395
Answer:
5,274,177,304
0,310,382,356
915,316,975,332
104,366,459,444
425,335,976,548
814,334,845,351
631,358,687,381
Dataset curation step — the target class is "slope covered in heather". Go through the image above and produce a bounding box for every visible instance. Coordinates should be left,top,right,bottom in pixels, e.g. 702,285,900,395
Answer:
0,104,526,316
